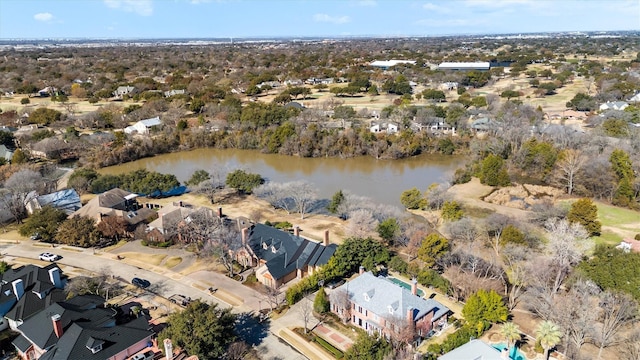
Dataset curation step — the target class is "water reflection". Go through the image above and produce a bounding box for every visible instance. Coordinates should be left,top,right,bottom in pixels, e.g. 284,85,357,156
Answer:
99,149,463,207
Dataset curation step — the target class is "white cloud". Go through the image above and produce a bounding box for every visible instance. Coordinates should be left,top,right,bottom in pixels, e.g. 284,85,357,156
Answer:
313,13,351,24
463,0,537,7
104,0,153,16
422,3,450,13
356,0,377,6
34,12,53,22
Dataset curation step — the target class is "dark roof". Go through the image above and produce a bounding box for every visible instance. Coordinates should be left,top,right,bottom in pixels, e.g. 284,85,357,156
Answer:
284,101,304,109
247,224,336,280
0,264,65,315
12,334,32,353
98,188,134,209
5,288,67,322
17,295,153,360
38,316,153,360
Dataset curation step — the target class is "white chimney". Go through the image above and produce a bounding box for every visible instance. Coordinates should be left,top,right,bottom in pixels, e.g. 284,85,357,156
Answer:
11,279,24,301
49,267,62,288
164,338,173,360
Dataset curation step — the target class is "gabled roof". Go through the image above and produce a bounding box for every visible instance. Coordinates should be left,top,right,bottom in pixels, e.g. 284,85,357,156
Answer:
4,288,66,323
336,272,450,323
0,264,65,315
16,295,153,360
247,224,336,280
438,339,503,360
38,316,152,360
72,188,154,225
139,116,162,127
147,204,194,234
0,144,13,161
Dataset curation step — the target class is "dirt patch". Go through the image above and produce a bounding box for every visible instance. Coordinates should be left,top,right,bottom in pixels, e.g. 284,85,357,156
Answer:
448,178,531,221
483,183,564,210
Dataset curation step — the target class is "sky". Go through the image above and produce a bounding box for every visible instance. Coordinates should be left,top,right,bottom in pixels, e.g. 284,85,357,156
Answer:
0,0,638,39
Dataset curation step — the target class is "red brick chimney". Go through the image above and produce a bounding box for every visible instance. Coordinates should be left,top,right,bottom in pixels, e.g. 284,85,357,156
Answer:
323,230,329,246
294,226,300,237
407,307,414,324
52,314,63,338
411,278,418,296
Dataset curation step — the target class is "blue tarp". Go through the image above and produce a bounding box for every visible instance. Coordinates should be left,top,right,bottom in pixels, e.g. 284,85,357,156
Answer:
145,185,189,198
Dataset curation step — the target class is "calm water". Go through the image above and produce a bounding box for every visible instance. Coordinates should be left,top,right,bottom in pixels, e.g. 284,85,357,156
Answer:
99,149,463,207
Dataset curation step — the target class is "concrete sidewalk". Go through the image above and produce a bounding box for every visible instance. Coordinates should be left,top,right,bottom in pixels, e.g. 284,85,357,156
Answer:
313,323,354,352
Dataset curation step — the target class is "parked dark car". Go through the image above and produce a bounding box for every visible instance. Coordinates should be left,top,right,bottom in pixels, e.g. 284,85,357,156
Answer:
131,277,151,289
326,279,346,289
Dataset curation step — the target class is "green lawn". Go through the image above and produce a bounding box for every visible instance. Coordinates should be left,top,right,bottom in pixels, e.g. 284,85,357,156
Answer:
593,230,623,246
596,202,640,227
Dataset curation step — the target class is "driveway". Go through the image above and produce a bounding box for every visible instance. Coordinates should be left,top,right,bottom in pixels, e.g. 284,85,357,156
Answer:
1,240,307,360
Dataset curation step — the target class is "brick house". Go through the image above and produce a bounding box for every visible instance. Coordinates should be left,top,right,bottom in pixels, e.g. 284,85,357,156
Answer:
330,271,450,341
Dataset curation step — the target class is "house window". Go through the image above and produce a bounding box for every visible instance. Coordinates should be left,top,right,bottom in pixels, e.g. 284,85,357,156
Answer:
262,242,268,250
358,306,363,314
388,306,394,315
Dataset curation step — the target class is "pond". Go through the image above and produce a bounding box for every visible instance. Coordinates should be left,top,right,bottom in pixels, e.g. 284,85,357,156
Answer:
99,148,464,207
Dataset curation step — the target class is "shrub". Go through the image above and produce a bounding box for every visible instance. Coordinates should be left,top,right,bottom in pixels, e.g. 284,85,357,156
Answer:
315,337,343,359
21,97,30,104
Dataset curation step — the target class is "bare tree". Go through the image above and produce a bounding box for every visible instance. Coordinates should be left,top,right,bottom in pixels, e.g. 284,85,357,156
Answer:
298,295,314,334
595,291,638,360
346,209,379,238
262,285,283,312
330,288,352,323
445,217,479,251
501,244,530,311
620,328,640,360
483,213,513,257
287,181,317,219
253,182,292,213
383,314,416,354
553,149,586,195
65,267,122,301
544,218,592,297
195,168,228,204
1,169,48,223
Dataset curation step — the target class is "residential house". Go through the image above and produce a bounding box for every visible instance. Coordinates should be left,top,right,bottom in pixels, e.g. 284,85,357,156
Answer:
599,101,629,111
163,89,186,98
370,122,399,134
37,87,57,97
438,339,505,360
331,272,450,341
124,116,162,135
429,121,455,135
145,203,215,243
71,188,155,228
29,138,73,160
113,86,136,99
257,81,281,89
0,264,66,331
0,144,13,163
237,224,337,288
25,189,82,215
12,295,154,360
284,79,303,86
440,82,458,91
470,117,496,133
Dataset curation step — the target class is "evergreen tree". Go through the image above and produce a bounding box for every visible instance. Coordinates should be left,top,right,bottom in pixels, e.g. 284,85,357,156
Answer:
567,198,601,236
327,190,345,214
313,288,330,314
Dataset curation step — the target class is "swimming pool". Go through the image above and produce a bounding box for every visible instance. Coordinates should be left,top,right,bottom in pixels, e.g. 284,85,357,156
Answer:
387,277,426,297
492,343,526,360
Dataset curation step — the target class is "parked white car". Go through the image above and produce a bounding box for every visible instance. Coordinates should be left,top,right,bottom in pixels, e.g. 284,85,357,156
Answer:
39,252,61,262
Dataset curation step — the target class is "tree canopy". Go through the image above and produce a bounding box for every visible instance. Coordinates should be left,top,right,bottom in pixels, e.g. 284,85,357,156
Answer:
462,289,509,329
225,169,264,194
567,198,601,236
328,237,390,277
18,206,67,242
158,300,237,359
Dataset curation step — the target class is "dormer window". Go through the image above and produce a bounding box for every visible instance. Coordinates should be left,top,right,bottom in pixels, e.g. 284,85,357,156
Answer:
262,242,268,250
86,337,104,354
363,293,370,302
271,246,277,253
388,306,394,314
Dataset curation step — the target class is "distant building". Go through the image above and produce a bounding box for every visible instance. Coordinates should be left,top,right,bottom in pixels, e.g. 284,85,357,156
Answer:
124,116,162,135
113,86,135,98
369,60,416,69
25,189,82,215
599,101,629,111
163,89,185,97
71,188,155,227
0,144,13,163
438,62,490,71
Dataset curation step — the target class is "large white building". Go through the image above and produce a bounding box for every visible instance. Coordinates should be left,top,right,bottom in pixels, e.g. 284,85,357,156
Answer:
438,62,490,71
370,60,416,69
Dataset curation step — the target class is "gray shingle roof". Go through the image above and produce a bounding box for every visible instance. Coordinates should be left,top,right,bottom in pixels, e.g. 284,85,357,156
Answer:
17,295,153,360
438,339,503,360
0,264,65,317
247,224,336,280
336,272,450,324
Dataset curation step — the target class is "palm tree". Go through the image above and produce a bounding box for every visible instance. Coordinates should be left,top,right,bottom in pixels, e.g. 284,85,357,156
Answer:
536,320,562,360
500,322,521,358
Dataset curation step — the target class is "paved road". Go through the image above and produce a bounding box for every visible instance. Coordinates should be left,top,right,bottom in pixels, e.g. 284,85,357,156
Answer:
1,240,307,360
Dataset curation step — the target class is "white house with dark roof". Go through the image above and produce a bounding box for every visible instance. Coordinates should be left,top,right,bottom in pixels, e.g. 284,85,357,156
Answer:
113,86,135,98
124,116,162,135
330,272,450,341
